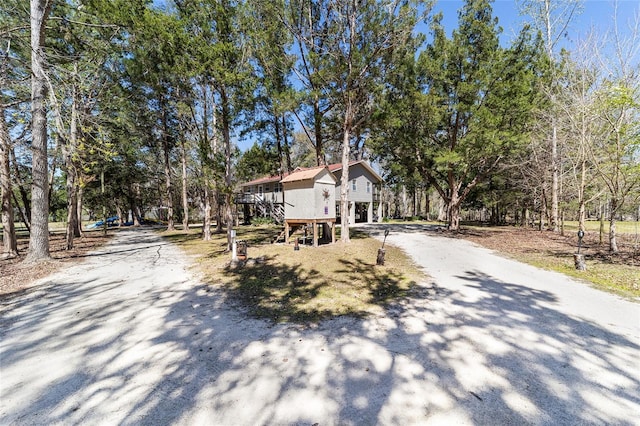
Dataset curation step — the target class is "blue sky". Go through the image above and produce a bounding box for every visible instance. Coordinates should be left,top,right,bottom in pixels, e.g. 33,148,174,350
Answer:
237,0,640,152
430,0,640,49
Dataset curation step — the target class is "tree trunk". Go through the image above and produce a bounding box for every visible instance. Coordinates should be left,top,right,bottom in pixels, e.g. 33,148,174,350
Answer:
339,97,352,243
609,218,618,253
538,187,548,231
208,87,223,234
10,148,31,228
129,183,141,226
215,192,223,232
47,142,58,212
313,96,325,166
202,184,212,241
609,199,619,253
424,191,429,220
551,121,559,232
411,187,417,217
282,114,292,172
162,136,174,231
448,203,461,231
224,193,234,249
181,139,189,232
577,159,587,233
77,183,84,236
448,190,461,231
1,103,18,258
599,202,605,245
540,0,561,234
101,170,107,236
275,114,283,172
135,207,142,225
116,205,123,227
25,0,52,262
12,191,30,232
199,81,215,237
221,87,234,250
65,79,80,250
65,176,78,249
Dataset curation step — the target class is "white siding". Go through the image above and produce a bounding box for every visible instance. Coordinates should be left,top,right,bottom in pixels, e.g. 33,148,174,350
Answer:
244,184,283,203
314,182,336,219
283,169,336,220
333,163,379,203
284,182,317,219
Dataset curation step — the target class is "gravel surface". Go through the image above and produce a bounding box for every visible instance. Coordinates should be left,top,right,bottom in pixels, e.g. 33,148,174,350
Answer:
1,225,638,425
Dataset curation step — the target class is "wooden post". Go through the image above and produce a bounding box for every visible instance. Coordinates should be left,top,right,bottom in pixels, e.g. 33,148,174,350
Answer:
574,254,586,271
313,219,318,247
284,221,289,244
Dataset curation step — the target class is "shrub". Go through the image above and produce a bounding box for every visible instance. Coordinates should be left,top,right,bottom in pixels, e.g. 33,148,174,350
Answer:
252,217,275,226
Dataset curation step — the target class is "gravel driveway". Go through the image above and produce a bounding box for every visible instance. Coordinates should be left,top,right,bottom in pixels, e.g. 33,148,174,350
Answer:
1,225,638,425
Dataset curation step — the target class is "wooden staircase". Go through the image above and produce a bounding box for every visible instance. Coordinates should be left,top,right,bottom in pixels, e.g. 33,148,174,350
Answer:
256,195,284,224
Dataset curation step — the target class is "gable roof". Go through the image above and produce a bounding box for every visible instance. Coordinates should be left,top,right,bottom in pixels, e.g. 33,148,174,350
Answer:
280,166,337,184
240,160,382,187
241,173,288,187
326,160,383,183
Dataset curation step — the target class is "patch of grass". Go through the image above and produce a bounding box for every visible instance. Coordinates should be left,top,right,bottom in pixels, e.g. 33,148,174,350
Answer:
458,226,640,299
249,216,275,226
562,220,640,235
162,225,425,323
508,251,639,298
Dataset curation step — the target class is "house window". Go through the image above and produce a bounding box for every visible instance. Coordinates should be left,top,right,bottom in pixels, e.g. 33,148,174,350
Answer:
352,179,357,191
265,184,271,192
366,182,371,193
274,183,282,193
258,185,263,195
248,186,253,193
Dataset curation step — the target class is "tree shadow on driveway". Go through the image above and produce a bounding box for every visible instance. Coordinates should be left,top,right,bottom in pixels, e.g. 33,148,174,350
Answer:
444,270,640,424
1,228,638,424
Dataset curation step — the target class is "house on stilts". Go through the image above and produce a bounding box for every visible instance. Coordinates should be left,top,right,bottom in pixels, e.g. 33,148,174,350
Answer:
236,160,383,230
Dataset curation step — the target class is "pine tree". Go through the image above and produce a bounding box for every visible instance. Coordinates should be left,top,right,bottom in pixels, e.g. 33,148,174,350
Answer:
378,0,542,231
25,0,53,262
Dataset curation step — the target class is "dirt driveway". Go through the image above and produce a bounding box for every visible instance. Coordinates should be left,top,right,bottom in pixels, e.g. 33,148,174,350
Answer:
1,226,638,425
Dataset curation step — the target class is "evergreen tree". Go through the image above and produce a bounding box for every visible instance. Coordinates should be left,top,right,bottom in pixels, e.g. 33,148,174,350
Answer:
326,0,423,242
25,0,53,262
246,0,295,174
0,0,28,257
377,0,541,231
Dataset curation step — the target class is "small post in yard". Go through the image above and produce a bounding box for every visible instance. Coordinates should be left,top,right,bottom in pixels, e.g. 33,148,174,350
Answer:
101,170,107,236
237,240,247,261
231,229,237,261
574,229,586,271
376,228,390,266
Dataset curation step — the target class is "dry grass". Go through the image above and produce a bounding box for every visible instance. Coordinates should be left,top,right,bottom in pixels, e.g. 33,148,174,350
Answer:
456,225,640,299
563,220,640,235
0,230,113,298
163,226,426,323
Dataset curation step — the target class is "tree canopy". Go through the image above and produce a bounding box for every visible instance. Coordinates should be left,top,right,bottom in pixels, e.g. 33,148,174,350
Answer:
1,0,638,259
